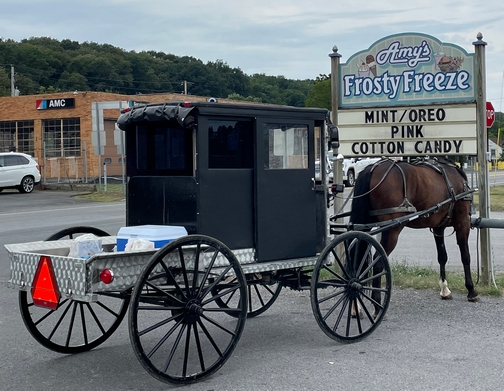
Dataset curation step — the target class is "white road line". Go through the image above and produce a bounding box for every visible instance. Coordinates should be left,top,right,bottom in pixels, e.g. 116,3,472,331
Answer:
0,202,124,217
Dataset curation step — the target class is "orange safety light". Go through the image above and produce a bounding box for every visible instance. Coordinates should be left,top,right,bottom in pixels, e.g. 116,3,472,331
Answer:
31,256,61,310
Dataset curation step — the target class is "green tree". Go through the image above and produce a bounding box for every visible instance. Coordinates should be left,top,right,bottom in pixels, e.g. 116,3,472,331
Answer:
305,75,331,110
0,67,10,96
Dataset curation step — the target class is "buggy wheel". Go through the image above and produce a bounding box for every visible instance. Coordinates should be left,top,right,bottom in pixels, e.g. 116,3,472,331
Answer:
129,235,247,384
311,231,391,343
17,226,129,354
44,226,110,241
19,290,130,354
212,273,282,318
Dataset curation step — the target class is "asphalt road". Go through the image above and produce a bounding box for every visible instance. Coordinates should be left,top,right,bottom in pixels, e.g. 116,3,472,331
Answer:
1,189,504,390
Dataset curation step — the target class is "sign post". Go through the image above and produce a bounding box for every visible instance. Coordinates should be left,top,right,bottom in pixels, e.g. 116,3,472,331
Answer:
474,33,491,286
486,101,495,128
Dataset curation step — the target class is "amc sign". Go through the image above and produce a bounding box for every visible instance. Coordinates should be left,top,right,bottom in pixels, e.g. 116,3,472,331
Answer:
36,98,75,110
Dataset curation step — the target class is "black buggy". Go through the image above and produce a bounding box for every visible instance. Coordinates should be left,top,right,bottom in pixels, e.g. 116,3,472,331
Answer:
6,101,392,384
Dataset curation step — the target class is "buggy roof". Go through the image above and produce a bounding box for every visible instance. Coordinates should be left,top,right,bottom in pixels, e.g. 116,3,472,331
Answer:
116,101,329,130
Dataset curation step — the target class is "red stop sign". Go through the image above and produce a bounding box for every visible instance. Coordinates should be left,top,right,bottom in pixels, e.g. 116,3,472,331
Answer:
486,101,495,128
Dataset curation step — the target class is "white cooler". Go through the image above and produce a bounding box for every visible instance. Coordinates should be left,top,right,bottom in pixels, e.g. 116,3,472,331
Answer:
116,225,187,252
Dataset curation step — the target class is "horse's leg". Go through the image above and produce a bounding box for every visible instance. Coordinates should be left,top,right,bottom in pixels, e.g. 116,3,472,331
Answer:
433,227,452,299
454,220,479,302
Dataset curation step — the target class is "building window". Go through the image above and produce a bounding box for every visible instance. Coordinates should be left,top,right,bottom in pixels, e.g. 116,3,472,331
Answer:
43,118,81,157
0,120,35,155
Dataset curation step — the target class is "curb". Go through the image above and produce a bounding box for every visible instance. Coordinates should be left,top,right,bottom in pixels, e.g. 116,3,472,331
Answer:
39,183,97,193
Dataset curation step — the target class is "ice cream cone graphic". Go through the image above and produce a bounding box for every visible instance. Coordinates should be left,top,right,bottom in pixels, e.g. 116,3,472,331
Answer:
366,54,377,77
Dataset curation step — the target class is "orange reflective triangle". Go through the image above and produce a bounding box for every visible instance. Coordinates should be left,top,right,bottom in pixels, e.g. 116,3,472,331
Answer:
31,256,61,310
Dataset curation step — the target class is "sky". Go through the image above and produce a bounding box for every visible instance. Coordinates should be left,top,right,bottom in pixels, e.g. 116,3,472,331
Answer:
1,0,504,111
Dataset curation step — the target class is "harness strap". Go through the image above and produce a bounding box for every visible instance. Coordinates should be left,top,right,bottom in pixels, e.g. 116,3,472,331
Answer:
369,160,417,217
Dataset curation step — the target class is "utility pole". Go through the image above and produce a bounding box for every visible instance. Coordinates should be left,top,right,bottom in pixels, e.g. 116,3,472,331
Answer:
10,65,15,96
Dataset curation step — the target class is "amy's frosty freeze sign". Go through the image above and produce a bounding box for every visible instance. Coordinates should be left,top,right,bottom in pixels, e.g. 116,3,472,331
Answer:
339,33,476,108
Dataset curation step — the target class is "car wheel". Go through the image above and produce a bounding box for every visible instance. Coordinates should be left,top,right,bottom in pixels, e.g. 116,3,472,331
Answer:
18,176,35,193
345,169,355,187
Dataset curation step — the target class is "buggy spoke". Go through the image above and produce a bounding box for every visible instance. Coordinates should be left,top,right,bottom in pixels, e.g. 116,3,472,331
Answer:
65,303,78,347
356,242,373,277
196,319,223,358
358,254,385,280
196,250,220,297
331,295,350,332
200,313,237,337
47,301,73,340
201,285,241,306
138,313,183,337
359,291,384,311
331,248,351,280
322,264,347,282
144,281,184,304
84,303,106,335
321,292,348,321
316,287,346,303
79,304,88,345
360,269,387,285
182,324,192,377
357,296,376,323
193,323,206,372
163,324,187,373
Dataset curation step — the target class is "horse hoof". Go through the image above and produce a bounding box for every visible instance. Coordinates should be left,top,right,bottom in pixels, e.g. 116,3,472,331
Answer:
468,295,480,302
440,294,453,300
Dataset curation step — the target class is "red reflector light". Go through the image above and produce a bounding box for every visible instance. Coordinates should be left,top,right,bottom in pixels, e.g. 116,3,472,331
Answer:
31,256,61,310
99,269,114,284
182,101,191,107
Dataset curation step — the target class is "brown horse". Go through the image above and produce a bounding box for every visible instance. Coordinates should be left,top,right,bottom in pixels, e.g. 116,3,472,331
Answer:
349,157,478,302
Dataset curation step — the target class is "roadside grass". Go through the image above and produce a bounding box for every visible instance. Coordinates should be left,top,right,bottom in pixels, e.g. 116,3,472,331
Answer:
473,185,504,212
75,184,126,202
391,261,504,297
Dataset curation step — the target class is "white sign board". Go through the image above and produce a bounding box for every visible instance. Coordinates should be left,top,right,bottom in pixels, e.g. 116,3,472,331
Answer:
338,104,476,157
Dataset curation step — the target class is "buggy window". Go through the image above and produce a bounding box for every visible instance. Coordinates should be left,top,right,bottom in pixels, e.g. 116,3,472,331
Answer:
263,123,308,169
127,124,193,176
208,120,253,169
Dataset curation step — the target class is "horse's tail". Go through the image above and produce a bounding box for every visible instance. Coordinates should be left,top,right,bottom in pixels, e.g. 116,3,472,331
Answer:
349,165,374,226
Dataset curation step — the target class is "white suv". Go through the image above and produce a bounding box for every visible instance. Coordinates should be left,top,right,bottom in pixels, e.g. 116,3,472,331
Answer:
342,157,381,187
0,152,41,193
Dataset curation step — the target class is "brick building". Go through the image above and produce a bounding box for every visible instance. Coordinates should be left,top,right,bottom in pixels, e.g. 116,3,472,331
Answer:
0,91,218,182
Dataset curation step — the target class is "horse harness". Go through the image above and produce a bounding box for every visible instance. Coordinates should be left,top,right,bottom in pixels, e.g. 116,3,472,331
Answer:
368,157,472,226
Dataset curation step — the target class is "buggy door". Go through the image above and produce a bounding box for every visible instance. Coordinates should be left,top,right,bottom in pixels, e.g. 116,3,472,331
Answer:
197,117,255,249
255,119,316,262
